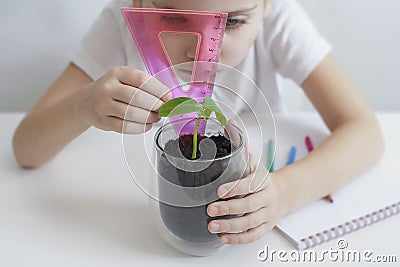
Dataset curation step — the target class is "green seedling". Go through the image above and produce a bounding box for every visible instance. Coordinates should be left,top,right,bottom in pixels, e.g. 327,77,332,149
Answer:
159,97,226,159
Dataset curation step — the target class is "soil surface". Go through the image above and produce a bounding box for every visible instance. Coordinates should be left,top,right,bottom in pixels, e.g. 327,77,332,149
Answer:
167,134,232,160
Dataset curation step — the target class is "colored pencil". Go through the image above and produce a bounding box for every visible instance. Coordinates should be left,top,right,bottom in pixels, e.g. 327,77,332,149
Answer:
268,139,274,172
286,146,297,165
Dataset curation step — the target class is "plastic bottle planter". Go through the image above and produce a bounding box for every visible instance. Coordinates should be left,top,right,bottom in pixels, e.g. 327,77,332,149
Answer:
151,118,247,256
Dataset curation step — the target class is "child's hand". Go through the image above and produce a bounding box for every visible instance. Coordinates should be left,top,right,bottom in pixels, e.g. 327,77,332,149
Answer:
207,150,287,244
78,66,172,134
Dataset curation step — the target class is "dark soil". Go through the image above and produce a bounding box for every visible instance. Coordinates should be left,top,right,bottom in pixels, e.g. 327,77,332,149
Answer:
175,134,233,160
158,134,241,242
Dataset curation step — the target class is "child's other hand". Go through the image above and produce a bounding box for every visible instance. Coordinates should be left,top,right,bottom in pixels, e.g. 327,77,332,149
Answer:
207,149,287,244
78,66,172,134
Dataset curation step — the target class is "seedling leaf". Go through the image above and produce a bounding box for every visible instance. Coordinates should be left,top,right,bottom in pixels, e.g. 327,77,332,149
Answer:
158,96,227,159
159,97,200,117
203,97,226,126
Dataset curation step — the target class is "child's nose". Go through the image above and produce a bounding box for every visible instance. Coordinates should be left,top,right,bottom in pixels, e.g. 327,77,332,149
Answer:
186,46,196,60
185,35,199,60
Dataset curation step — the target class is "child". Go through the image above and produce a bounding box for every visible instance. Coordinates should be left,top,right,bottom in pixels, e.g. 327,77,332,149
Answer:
13,0,384,245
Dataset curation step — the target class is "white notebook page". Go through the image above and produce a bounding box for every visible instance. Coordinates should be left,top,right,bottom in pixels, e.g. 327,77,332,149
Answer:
246,113,400,249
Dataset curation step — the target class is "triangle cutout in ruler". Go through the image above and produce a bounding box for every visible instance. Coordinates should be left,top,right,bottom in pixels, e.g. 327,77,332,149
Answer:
159,32,200,92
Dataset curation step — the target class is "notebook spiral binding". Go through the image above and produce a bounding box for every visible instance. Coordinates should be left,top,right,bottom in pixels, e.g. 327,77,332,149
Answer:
299,201,400,250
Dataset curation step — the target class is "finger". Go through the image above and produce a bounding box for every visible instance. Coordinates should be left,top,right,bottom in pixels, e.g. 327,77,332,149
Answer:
121,120,153,134
207,191,266,217
224,119,242,146
208,207,267,234
108,101,161,124
248,147,260,171
217,172,269,199
219,223,272,244
115,66,172,102
112,85,165,111
103,116,152,134
225,120,260,176
225,118,253,180
243,147,259,179
140,75,173,102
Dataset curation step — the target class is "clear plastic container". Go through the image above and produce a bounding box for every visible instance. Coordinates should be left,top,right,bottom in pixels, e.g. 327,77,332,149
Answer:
150,118,248,256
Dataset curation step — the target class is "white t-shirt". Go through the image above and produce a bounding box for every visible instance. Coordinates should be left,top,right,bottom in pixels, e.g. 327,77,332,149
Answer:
71,0,331,115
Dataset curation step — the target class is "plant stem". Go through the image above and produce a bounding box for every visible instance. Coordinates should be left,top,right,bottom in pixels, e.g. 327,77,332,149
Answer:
192,114,202,160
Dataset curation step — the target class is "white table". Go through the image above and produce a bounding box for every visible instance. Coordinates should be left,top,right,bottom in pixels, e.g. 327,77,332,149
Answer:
1,113,399,266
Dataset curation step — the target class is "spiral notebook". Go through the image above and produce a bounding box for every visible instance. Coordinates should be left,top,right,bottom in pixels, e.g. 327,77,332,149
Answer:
252,114,400,251
276,166,400,250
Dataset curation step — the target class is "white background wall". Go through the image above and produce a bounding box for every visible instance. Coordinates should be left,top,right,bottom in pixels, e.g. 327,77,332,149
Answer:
0,0,110,111
1,0,399,111
283,0,400,111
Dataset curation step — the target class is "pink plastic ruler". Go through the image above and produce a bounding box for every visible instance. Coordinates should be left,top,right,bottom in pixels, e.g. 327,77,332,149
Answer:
121,8,227,136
